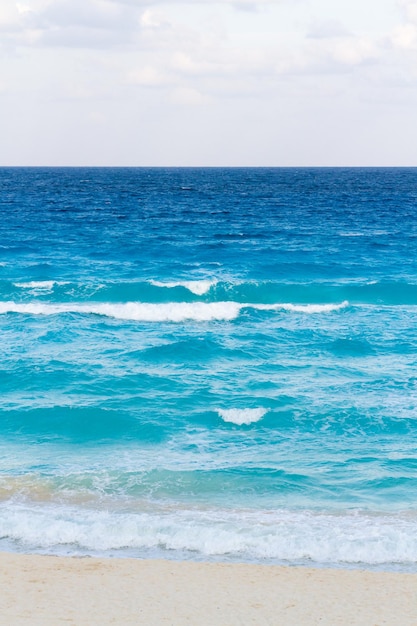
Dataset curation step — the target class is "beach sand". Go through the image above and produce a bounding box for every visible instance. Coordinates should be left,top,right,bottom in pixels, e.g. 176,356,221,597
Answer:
1,553,416,625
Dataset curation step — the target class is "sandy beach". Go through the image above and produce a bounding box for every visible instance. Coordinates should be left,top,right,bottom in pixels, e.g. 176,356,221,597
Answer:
0,553,416,625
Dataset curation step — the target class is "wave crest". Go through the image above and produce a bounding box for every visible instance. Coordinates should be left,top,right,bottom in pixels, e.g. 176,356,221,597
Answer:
13,281,63,293
0,300,349,322
259,301,349,314
0,301,241,322
149,279,217,296
218,408,268,425
1,504,417,567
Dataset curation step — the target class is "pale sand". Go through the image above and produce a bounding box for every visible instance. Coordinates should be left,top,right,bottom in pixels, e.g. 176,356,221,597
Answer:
1,553,416,625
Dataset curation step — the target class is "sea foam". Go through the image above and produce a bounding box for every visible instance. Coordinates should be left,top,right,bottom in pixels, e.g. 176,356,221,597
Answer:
1,503,417,568
261,301,349,314
0,300,349,322
217,408,268,425
0,301,240,322
14,281,58,291
149,279,217,295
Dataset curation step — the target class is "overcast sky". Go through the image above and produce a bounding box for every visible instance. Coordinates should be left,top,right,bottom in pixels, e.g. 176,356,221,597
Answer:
1,0,416,166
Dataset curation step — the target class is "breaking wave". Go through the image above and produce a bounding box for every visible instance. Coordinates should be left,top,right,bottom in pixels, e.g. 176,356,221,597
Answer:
0,300,349,322
217,408,268,425
149,279,217,295
1,502,417,568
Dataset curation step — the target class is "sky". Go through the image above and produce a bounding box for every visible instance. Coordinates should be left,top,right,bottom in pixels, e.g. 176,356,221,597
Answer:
0,0,417,166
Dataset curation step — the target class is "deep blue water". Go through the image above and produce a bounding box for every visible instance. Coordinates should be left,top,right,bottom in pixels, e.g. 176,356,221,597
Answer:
1,167,417,569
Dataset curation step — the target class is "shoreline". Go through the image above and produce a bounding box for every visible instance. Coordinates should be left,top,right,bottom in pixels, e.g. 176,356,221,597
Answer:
1,552,416,625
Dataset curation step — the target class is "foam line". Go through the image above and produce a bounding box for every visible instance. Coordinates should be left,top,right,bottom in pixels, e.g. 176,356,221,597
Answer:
149,279,217,295
0,300,349,322
218,408,267,425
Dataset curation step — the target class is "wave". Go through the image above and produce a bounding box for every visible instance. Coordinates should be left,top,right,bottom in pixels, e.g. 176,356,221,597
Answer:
217,408,268,425
149,279,217,296
11,281,71,297
0,301,240,322
14,281,58,290
0,300,349,322
256,301,349,314
2,277,417,306
1,502,417,568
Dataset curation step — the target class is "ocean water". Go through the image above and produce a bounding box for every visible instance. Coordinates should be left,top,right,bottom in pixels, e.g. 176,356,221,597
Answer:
1,167,417,571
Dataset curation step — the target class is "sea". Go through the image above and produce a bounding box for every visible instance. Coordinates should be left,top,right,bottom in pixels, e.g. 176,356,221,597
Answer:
1,167,417,571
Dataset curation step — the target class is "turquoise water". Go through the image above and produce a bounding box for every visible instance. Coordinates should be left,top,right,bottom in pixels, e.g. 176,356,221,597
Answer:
1,167,417,569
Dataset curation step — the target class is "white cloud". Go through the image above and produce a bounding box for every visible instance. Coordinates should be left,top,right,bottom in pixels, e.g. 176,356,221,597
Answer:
0,0,143,48
398,0,417,22
16,3,32,15
306,36,381,70
307,20,351,40
88,110,107,123
392,22,417,48
392,0,417,48
1,0,417,166
140,8,166,28
0,0,27,31
117,0,279,6
127,65,170,86
40,0,127,29
170,85,206,104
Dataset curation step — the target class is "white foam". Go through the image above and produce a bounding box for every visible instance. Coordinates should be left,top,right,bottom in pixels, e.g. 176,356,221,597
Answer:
1,503,417,568
14,281,69,293
0,300,349,322
0,301,241,322
14,281,57,290
253,301,349,314
218,408,267,425
149,279,217,296
275,301,349,314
